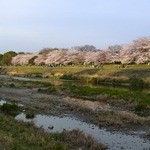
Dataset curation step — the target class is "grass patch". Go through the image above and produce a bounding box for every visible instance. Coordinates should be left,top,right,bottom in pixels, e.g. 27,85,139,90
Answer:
1,65,149,89
0,103,20,116
38,86,56,94
95,110,149,126
65,85,150,112
0,113,106,150
59,129,107,150
0,113,66,150
26,111,35,119
20,80,53,88
1,64,149,80
60,74,78,80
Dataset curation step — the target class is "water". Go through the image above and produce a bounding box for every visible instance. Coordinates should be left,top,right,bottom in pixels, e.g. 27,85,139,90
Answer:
15,113,150,150
0,100,24,107
0,100,7,105
1,74,150,94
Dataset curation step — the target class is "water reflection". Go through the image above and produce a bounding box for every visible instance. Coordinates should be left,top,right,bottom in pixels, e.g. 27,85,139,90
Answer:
15,113,150,150
1,74,147,91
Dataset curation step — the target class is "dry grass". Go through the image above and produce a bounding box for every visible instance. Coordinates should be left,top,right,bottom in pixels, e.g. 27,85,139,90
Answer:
59,129,107,150
1,64,149,80
0,113,106,150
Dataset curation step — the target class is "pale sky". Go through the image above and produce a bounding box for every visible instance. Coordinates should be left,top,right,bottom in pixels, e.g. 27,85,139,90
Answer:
0,0,150,53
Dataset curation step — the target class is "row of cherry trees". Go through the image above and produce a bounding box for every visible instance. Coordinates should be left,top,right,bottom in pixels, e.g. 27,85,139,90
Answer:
11,37,150,66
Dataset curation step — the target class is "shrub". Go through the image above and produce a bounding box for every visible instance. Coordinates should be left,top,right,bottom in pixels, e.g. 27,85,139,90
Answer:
26,111,35,119
0,103,20,116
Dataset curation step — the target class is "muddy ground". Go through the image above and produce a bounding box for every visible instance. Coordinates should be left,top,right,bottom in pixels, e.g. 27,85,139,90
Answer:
0,77,150,141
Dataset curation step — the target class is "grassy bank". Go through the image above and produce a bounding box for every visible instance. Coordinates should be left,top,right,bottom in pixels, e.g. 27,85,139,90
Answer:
0,64,150,83
0,113,66,150
60,84,149,116
1,75,149,116
0,113,106,150
0,76,149,130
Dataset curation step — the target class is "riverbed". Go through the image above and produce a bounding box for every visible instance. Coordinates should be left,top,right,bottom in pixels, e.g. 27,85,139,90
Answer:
0,75,150,150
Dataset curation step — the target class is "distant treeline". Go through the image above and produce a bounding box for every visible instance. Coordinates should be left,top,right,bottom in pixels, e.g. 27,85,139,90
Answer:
0,37,150,66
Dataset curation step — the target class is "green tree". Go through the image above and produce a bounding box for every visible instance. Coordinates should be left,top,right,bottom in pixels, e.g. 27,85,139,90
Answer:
28,56,38,65
1,51,17,66
0,54,3,65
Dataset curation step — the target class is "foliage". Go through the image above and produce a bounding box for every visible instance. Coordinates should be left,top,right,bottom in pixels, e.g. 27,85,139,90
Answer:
28,56,38,65
66,85,150,108
0,113,67,150
0,103,20,116
1,51,17,66
0,54,3,65
0,54,3,59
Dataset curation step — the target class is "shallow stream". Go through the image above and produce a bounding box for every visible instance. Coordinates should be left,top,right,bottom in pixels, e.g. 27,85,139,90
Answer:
0,74,150,149
14,112,150,150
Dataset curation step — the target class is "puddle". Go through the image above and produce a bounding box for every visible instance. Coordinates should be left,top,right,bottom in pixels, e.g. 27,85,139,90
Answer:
0,100,7,105
15,113,150,150
0,100,24,107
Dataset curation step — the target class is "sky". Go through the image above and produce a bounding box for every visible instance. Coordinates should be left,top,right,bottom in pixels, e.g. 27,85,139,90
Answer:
0,0,150,53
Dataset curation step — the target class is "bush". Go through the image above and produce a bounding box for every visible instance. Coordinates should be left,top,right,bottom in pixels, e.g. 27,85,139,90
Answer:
0,103,20,116
26,111,35,119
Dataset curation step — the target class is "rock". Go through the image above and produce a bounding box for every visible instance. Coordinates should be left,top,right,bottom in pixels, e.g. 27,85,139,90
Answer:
48,125,54,130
